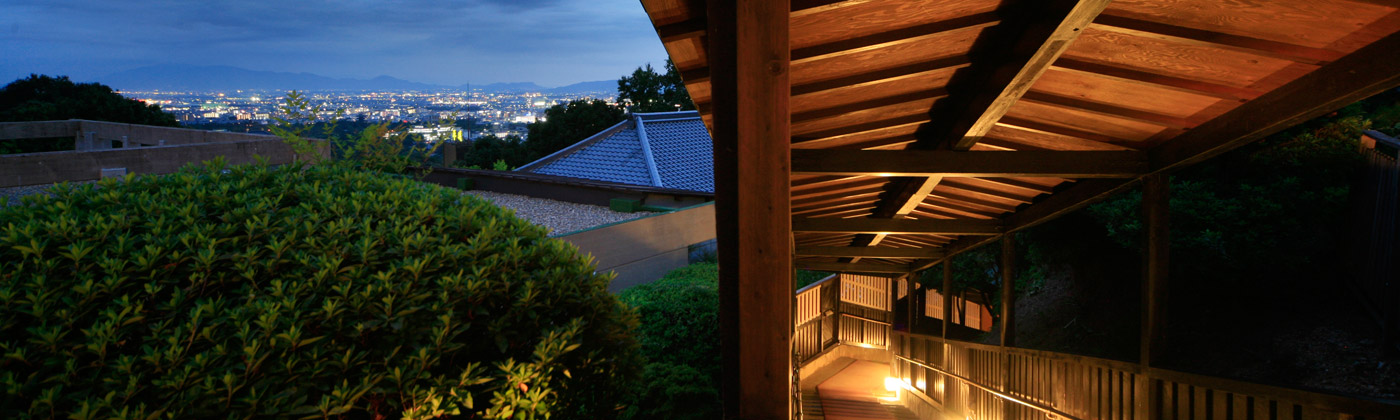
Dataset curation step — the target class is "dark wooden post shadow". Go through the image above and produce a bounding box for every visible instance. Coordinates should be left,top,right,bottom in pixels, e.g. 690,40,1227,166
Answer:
1139,174,1170,420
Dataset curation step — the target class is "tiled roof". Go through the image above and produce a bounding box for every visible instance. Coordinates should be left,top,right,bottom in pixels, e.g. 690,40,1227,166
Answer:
517,111,713,193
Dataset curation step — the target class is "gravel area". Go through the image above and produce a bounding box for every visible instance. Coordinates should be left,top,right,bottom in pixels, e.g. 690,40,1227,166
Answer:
0,181,95,207
462,190,652,236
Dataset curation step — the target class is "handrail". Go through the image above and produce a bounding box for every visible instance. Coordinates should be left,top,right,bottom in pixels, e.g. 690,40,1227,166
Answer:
895,354,1085,420
795,273,837,294
892,331,1400,419
839,312,891,326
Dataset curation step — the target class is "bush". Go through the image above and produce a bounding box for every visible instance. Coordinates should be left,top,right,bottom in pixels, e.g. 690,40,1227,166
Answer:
617,263,720,420
0,160,640,419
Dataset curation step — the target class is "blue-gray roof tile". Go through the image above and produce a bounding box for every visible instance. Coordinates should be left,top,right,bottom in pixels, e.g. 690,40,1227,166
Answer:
517,111,713,193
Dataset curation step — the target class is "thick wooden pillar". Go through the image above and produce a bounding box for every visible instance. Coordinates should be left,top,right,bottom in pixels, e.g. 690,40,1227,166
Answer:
708,0,791,418
1139,174,1170,420
1000,234,1016,347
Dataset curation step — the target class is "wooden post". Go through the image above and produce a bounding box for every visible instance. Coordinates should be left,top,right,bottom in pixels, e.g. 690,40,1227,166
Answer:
1001,233,1016,347
1000,233,1017,420
942,262,953,339
908,275,917,334
709,0,791,418
1140,174,1170,420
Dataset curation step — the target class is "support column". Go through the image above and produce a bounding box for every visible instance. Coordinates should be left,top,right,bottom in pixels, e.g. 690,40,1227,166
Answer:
1000,234,1017,420
908,274,917,333
942,263,953,339
1139,174,1170,420
709,0,792,418
1000,234,1016,347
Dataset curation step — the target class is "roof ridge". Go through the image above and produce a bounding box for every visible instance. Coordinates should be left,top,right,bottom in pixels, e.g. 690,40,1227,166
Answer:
634,113,664,187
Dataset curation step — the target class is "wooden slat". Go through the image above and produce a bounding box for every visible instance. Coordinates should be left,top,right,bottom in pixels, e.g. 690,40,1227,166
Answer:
1052,58,1263,101
791,149,1147,178
796,246,946,258
791,55,971,96
1091,13,1344,65
792,13,1000,64
794,217,1003,235
1019,91,1198,130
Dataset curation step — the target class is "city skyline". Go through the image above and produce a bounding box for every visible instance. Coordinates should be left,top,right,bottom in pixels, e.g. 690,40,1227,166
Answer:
0,0,670,88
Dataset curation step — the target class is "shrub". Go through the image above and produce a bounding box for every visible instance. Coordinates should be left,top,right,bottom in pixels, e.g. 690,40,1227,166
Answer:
0,160,640,419
617,263,720,420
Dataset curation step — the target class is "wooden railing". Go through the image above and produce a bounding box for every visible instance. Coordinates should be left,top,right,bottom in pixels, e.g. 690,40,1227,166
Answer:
1352,130,1400,354
890,332,1400,420
793,273,894,363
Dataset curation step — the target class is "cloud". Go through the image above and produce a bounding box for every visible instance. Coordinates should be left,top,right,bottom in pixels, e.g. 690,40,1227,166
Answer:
0,0,669,86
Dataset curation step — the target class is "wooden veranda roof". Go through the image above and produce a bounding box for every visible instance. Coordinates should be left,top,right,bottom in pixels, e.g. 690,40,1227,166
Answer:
638,0,1400,275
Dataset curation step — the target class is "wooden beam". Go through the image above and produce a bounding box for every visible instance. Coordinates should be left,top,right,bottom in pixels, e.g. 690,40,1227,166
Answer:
708,0,791,417
791,149,1147,178
794,217,1003,235
791,114,927,145
942,262,953,338
790,0,873,17
1092,13,1343,65
995,116,1135,147
852,0,1111,256
678,66,710,84
791,14,999,64
795,260,912,274
796,246,946,259
947,0,1111,151
657,18,707,43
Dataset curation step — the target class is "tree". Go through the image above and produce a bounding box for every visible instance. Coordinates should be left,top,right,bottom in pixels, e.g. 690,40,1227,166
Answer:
617,59,694,113
524,99,625,160
0,74,178,126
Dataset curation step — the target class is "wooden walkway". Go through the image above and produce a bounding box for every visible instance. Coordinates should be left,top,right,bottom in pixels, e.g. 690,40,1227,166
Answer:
808,360,925,420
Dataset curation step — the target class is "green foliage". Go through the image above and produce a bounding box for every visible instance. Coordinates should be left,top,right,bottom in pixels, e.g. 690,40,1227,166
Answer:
0,161,640,419
616,60,694,113
493,159,512,171
0,75,179,154
524,100,625,160
453,134,532,170
795,270,832,290
617,263,720,420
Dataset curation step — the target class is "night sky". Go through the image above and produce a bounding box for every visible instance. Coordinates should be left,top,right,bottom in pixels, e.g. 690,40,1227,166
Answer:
0,0,670,87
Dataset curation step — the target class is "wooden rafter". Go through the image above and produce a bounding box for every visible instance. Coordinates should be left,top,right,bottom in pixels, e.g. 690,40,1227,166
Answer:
797,246,946,259
792,149,1146,178
792,14,1000,64
794,217,1004,235
1090,13,1344,65
795,260,912,274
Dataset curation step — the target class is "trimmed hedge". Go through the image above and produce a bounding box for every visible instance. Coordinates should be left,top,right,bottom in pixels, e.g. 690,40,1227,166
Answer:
0,160,640,419
617,263,720,420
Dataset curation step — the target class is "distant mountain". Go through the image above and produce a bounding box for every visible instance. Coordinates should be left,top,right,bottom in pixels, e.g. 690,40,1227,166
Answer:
96,64,618,94
101,65,446,92
468,82,546,93
547,80,615,94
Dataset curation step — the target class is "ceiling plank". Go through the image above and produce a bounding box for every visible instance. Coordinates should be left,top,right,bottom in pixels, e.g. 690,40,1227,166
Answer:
794,217,1004,235
792,13,1000,64
792,149,1147,178
791,56,972,96
795,260,912,274
1052,58,1262,101
796,246,947,259
1091,14,1344,65
793,88,949,123
1019,91,1199,129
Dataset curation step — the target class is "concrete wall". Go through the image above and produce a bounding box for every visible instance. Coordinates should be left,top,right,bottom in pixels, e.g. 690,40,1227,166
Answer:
0,120,324,187
558,202,716,292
